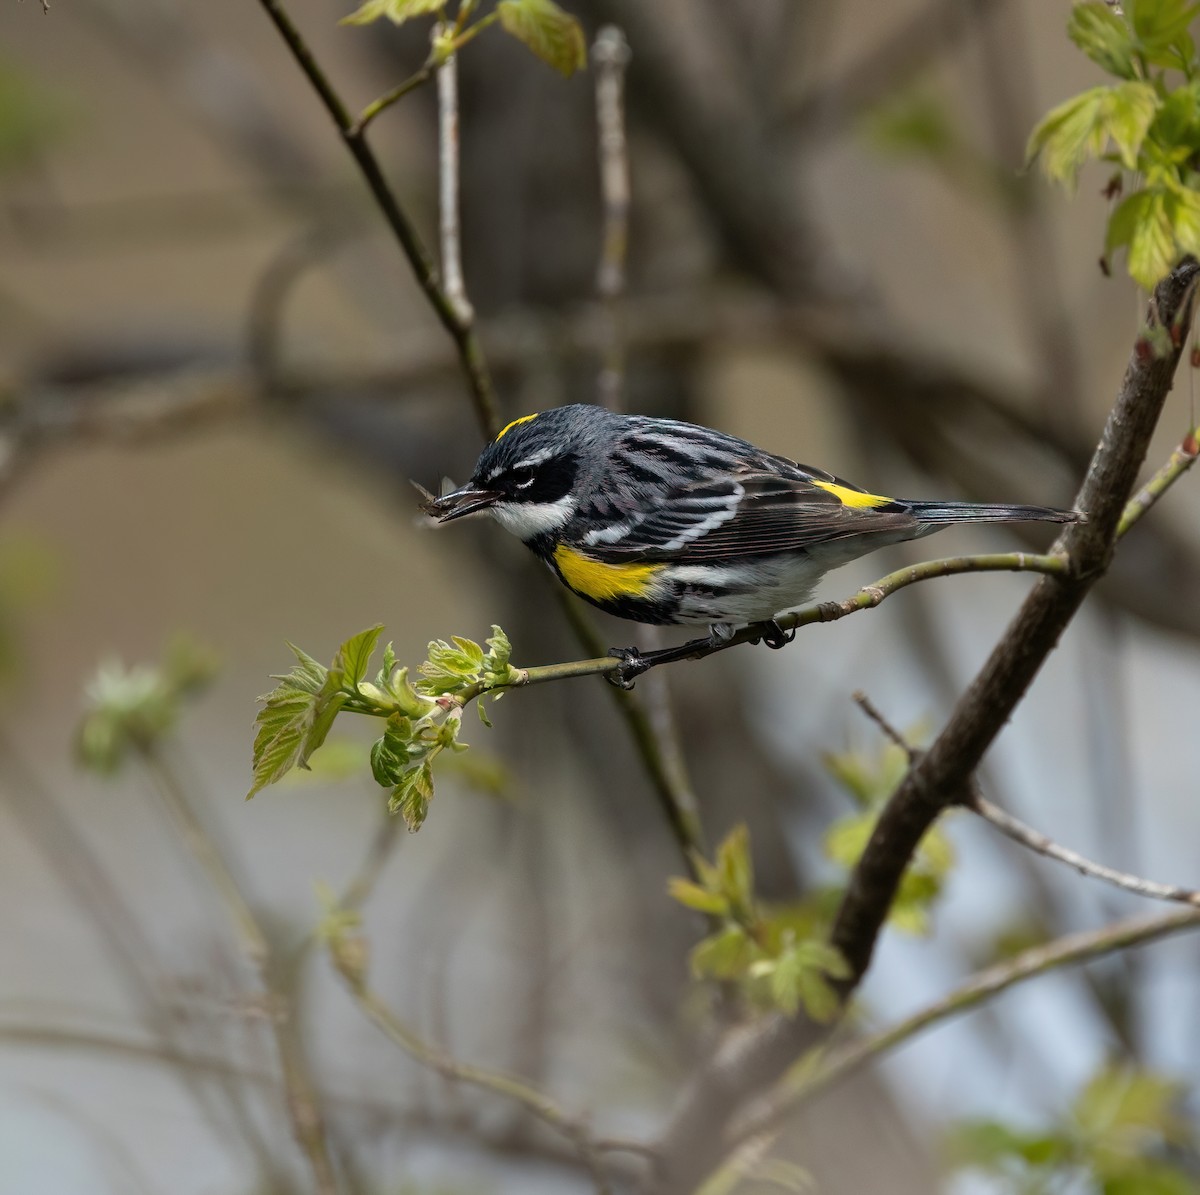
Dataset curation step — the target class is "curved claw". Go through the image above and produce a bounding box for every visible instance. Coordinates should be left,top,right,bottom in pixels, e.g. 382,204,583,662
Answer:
759,619,796,650
606,645,648,689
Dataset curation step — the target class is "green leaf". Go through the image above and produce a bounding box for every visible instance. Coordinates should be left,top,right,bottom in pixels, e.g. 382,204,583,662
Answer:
716,824,755,917
667,877,729,916
1107,82,1160,169
823,812,875,869
947,1120,1070,1171
1026,86,1112,188
1127,189,1177,287
1069,2,1137,78
390,761,434,831
483,624,521,686
1074,1065,1189,1146
497,0,587,77
1128,0,1200,55
248,694,317,798
249,644,339,797
690,925,758,980
298,690,347,769
341,0,446,26
282,643,328,694
377,641,398,686
1167,185,1200,255
335,624,383,689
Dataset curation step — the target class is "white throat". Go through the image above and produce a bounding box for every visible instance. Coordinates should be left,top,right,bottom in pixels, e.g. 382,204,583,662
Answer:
490,495,576,541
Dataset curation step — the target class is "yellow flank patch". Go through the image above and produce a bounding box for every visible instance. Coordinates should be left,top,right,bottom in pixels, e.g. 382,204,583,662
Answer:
812,480,893,509
495,413,539,442
553,546,663,602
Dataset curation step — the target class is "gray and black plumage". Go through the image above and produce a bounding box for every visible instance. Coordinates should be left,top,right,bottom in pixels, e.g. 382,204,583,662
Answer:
423,404,1078,633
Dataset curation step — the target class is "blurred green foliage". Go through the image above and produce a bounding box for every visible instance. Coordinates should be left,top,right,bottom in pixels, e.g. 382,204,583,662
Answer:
76,638,219,773
670,826,851,1022
0,60,67,172
949,1063,1200,1193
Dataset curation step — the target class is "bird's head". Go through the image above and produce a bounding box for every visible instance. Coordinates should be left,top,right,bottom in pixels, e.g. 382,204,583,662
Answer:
422,405,608,542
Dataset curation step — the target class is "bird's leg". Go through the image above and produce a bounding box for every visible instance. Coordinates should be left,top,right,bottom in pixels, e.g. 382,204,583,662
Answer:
606,627,729,688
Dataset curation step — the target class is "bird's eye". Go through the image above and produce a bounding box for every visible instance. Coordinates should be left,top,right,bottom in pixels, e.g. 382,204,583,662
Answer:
511,467,537,491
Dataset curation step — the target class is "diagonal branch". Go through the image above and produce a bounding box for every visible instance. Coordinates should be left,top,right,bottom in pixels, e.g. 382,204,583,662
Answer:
829,261,1199,993
854,690,1200,909
648,260,1200,1193
254,0,500,439
702,904,1200,1191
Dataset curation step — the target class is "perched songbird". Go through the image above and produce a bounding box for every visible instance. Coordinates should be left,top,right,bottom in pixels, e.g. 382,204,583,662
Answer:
423,405,1076,665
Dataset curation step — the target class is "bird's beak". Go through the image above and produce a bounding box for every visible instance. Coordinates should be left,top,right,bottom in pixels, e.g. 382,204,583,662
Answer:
421,482,504,523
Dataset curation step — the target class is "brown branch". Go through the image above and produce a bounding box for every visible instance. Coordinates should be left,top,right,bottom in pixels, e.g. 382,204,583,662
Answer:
707,904,1200,1189
829,260,1199,992
650,259,1200,1193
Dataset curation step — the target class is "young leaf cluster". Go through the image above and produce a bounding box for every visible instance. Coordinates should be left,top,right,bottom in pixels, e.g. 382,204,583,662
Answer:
822,735,955,935
949,1063,1199,1194
249,624,520,832
1027,0,1200,287
76,638,219,774
341,0,586,78
669,827,851,1023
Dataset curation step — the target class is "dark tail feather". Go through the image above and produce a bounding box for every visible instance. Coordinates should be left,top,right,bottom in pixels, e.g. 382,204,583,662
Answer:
907,500,1081,526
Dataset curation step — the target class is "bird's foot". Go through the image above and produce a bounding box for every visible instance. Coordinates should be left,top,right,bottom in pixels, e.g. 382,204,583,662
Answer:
751,619,796,650
606,645,648,689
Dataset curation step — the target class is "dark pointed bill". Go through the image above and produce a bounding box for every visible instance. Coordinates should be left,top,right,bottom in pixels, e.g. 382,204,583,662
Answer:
418,482,504,523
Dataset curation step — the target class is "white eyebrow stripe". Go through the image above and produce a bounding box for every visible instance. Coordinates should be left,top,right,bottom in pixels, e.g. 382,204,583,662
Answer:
513,448,553,469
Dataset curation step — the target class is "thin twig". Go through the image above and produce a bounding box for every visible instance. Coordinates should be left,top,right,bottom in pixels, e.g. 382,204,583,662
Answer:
592,25,632,409
1117,425,1200,536
703,905,1200,1191
0,736,278,1178
140,748,343,1195
350,59,437,137
436,22,473,324
971,796,1200,907
341,976,648,1190
853,692,1200,908
254,0,500,438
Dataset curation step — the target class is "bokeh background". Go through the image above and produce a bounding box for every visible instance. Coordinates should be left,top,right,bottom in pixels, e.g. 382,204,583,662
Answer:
2,1,1199,1192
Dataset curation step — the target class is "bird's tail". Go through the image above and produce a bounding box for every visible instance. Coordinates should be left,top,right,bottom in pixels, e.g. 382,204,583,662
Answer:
907,500,1080,526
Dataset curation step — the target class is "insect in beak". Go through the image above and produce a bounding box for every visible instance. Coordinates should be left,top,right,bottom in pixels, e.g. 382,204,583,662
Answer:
416,481,504,523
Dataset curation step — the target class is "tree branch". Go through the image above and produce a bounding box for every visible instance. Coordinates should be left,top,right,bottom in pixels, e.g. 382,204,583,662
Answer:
254,0,500,438
703,904,1200,1191
648,259,1200,1193
333,968,652,1193
854,691,1200,909
829,261,1199,993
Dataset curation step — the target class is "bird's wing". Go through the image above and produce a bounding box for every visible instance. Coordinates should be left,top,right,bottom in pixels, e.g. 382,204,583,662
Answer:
582,462,919,562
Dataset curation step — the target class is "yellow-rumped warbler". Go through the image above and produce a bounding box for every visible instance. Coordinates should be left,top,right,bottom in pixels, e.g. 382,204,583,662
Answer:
424,404,1076,654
